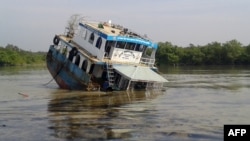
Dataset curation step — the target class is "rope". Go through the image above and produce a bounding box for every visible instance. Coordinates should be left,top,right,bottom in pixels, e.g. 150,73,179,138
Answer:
43,61,66,86
43,51,68,86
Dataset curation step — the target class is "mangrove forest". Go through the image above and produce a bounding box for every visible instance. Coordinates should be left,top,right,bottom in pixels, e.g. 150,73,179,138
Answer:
1,39,250,66
0,44,46,66
156,39,250,66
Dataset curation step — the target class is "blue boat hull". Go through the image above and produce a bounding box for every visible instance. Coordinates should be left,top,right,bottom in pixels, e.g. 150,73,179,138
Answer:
46,46,93,90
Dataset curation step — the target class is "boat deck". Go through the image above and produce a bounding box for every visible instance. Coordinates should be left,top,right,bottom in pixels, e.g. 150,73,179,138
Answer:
59,35,101,63
86,22,122,36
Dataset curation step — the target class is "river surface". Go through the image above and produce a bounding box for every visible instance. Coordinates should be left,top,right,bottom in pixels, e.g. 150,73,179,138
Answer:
0,66,250,141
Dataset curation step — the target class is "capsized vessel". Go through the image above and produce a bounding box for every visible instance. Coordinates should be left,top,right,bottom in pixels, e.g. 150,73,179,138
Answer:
46,18,168,91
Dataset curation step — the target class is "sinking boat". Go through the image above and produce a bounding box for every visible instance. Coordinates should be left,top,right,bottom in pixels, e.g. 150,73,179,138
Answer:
46,17,168,91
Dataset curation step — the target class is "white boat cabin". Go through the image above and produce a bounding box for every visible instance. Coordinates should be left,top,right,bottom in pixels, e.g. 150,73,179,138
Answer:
72,21,158,66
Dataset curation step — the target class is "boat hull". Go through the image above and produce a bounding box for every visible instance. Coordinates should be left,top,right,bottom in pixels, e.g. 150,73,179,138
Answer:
46,46,96,90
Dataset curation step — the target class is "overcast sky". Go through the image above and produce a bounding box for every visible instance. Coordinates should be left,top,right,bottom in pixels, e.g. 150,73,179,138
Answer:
1,0,250,51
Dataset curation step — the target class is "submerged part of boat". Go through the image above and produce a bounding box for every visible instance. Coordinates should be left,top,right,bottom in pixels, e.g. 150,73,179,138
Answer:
46,18,168,91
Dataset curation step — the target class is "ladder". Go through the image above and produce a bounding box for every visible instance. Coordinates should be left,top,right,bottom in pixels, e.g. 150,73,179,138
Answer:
106,62,115,87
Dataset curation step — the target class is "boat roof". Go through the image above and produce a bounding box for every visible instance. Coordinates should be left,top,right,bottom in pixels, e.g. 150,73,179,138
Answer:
113,65,168,83
79,21,158,49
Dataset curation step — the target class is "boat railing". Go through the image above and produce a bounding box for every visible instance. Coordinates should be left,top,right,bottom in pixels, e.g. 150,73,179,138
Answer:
103,58,137,66
103,57,155,67
140,57,155,67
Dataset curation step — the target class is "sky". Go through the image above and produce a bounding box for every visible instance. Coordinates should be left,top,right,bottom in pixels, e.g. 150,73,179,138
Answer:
1,0,250,51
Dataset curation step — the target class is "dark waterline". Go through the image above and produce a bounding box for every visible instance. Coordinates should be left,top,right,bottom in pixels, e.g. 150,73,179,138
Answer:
0,66,250,141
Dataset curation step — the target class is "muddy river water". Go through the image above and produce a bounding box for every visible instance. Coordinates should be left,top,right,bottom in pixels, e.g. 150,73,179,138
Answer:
0,66,250,141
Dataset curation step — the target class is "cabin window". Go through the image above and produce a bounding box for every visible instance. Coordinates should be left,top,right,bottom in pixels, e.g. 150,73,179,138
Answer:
74,55,80,66
116,41,126,49
135,44,141,51
105,41,115,51
95,37,102,49
136,44,145,52
125,42,135,50
89,64,95,74
138,45,146,52
145,47,153,57
105,41,114,57
81,60,88,71
89,32,95,44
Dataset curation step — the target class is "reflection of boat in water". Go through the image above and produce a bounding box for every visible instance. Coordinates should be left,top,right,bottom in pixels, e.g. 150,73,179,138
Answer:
47,90,162,140
46,16,167,91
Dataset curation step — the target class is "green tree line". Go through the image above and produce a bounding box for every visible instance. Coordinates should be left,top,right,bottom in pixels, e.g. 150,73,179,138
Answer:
1,39,250,66
0,44,46,66
156,40,250,66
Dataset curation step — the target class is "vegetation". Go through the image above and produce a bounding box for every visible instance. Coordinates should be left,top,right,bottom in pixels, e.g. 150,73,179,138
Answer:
1,39,250,66
156,40,250,66
0,44,46,66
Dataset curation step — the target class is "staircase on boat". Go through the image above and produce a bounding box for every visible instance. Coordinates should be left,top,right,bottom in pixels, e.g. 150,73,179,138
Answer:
106,62,115,87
